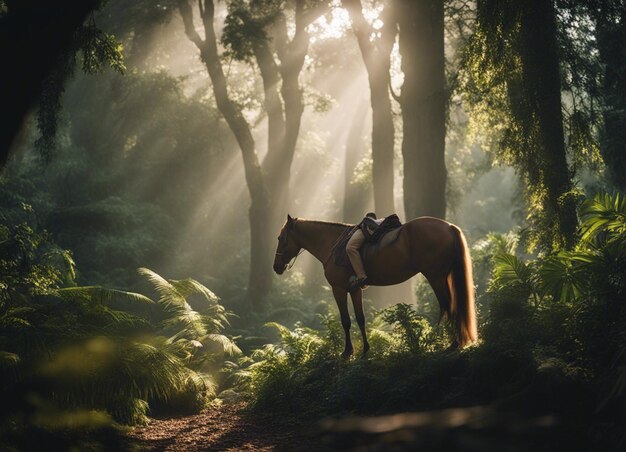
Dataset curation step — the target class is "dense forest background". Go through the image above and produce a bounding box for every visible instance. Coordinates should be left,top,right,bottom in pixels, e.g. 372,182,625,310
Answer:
1,0,625,450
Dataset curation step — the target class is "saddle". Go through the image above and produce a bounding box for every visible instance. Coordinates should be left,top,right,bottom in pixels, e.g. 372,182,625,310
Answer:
333,214,403,270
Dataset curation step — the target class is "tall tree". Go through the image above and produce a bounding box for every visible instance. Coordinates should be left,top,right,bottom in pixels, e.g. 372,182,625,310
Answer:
512,0,577,245
222,0,329,230
595,0,626,190
343,0,396,216
462,0,578,249
178,0,327,305
517,0,577,245
178,0,272,304
395,0,447,220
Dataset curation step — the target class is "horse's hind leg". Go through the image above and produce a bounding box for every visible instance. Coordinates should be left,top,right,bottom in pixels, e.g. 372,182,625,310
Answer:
426,274,458,349
425,274,452,321
332,286,353,358
349,288,369,356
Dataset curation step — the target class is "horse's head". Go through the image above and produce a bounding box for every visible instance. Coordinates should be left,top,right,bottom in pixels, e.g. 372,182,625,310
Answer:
273,214,301,275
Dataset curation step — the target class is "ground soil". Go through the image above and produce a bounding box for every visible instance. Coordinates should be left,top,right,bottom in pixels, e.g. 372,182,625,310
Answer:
126,400,591,451
126,402,313,451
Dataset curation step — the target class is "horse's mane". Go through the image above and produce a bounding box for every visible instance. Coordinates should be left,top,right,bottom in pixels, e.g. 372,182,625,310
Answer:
296,219,355,229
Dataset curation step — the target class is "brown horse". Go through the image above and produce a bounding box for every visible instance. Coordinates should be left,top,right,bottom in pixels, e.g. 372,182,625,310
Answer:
273,215,477,358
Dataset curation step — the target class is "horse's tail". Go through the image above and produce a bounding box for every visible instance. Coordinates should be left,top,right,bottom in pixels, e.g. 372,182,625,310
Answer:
448,224,477,347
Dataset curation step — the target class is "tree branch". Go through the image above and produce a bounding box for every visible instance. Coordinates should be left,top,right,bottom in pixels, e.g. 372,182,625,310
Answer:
279,0,329,76
178,0,204,50
253,37,286,171
185,0,265,203
378,4,397,57
342,0,375,73
299,0,331,29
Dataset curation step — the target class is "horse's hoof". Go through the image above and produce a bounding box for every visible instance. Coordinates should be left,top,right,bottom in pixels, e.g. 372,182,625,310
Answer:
445,341,459,352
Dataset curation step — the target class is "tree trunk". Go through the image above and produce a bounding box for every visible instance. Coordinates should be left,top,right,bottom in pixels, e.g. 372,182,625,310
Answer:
344,101,370,223
258,2,323,233
396,0,447,220
370,72,396,216
248,198,273,298
276,66,305,212
343,0,396,216
596,4,626,191
253,38,288,233
179,0,272,305
518,0,577,246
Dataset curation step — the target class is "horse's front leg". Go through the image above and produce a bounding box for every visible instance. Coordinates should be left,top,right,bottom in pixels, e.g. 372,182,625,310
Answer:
332,286,353,358
349,288,369,357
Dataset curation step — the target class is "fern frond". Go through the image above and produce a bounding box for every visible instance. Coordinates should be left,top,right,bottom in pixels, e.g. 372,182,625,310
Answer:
169,279,220,304
203,333,242,356
265,321,291,340
54,286,154,305
138,267,182,307
162,305,207,339
100,307,152,331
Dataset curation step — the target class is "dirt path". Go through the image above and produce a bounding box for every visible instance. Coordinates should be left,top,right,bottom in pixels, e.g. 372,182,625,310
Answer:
126,401,587,451
126,402,309,451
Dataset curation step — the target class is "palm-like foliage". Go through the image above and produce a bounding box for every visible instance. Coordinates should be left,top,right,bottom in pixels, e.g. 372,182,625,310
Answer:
40,336,190,424
579,192,626,243
488,252,542,306
481,192,626,422
536,192,626,304
538,251,591,303
489,193,625,306
1,252,236,428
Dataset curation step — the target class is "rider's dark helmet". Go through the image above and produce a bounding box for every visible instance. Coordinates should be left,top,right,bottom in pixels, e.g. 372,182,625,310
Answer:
365,212,377,219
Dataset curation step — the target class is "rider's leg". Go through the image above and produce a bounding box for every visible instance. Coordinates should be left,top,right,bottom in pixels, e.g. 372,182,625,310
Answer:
346,229,367,280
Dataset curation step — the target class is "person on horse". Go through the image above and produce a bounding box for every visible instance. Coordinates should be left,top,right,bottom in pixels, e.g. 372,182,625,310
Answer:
346,212,384,291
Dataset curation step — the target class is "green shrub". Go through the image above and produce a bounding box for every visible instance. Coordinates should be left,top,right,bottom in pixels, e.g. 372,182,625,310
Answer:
0,205,238,448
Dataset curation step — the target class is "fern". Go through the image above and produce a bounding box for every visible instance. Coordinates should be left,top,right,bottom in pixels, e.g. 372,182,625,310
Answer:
54,286,154,306
265,322,324,364
381,304,433,353
203,333,242,356
138,267,231,342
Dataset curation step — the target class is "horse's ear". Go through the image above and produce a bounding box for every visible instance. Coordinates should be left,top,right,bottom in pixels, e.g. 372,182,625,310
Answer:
287,214,294,224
